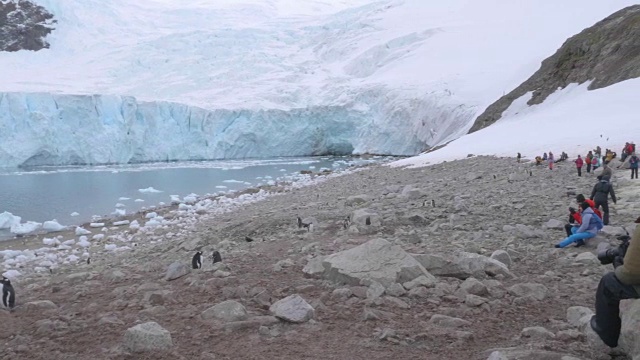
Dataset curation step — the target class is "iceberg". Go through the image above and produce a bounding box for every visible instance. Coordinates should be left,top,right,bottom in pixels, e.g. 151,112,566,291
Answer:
0,211,21,229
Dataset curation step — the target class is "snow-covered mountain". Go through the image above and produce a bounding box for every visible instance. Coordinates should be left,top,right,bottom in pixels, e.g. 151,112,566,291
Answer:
1,0,638,166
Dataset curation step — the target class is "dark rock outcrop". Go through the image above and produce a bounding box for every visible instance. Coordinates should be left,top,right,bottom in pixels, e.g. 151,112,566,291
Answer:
0,0,55,52
470,5,640,133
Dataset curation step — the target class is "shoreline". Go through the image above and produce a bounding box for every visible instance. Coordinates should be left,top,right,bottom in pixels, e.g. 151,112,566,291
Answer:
0,162,376,253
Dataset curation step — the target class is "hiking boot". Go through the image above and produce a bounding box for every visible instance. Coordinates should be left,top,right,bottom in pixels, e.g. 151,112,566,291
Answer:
575,240,586,247
554,244,561,248
590,315,619,348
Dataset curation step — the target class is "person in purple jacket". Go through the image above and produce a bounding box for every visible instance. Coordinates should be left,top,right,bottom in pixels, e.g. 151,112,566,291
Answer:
555,201,602,248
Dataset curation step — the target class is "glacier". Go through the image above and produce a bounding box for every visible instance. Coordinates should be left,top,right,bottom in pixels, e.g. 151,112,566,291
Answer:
1,0,639,166
0,90,475,167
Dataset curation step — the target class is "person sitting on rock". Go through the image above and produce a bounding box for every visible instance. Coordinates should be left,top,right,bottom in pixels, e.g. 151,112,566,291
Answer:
555,201,601,248
590,175,617,225
535,156,542,166
591,216,640,348
600,162,613,178
517,152,522,163
542,153,548,161
592,155,602,172
564,207,582,237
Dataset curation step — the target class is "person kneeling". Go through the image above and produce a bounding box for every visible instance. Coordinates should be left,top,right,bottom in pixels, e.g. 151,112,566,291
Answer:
591,216,640,348
555,202,601,248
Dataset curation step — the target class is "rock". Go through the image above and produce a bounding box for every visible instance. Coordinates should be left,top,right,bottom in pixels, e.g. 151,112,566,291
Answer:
384,296,410,309
521,326,555,339
455,252,514,279
123,322,173,353
302,257,326,278
620,299,640,360
544,219,564,230
366,281,386,300
331,288,353,301
401,186,423,199
508,283,548,301
460,278,489,296
201,300,248,322
350,209,382,231
573,252,599,265
402,275,436,290
24,300,58,311
411,253,471,279
164,262,190,281
322,238,435,288
566,306,594,327
487,351,509,360
269,294,315,323
363,307,395,321
385,283,407,297
143,291,172,306
429,314,471,328
485,349,581,360
601,226,627,236
465,294,488,307
490,250,512,267
345,195,372,206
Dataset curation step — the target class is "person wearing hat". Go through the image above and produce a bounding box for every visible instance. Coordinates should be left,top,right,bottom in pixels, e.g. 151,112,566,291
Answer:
591,216,640,348
619,152,639,179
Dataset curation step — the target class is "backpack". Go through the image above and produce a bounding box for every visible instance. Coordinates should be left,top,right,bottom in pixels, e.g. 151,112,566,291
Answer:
589,213,604,231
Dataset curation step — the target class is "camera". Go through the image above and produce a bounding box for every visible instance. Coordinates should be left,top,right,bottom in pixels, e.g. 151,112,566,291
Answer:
598,233,631,268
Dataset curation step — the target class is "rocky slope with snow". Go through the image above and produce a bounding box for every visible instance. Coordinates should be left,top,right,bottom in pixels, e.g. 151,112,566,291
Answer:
470,5,640,133
1,0,638,166
0,0,55,52
1,156,639,359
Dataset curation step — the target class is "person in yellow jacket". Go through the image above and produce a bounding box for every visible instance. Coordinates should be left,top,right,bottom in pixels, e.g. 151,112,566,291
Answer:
591,216,640,347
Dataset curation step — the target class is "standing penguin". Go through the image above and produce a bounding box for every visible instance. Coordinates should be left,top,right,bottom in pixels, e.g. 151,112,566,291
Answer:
211,251,222,264
1,277,15,310
192,251,203,269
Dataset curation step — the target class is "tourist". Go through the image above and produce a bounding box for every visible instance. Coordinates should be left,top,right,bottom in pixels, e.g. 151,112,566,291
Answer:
586,151,594,173
555,202,601,248
564,207,582,237
591,217,640,348
575,155,583,176
548,152,554,170
590,175,616,225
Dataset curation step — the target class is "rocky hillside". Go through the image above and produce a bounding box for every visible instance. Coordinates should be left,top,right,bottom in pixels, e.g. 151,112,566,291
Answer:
1,156,639,359
0,0,55,52
470,5,640,133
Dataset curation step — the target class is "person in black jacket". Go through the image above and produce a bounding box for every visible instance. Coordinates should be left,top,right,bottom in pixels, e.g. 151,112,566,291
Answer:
590,175,617,225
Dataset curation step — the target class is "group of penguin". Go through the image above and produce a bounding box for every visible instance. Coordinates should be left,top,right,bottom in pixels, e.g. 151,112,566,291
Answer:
191,250,222,269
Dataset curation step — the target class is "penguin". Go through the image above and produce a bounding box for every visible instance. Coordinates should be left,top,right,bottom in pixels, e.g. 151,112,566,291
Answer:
365,216,371,225
86,257,91,265
192,251,203,269
529,170,533,176
1,277,15,310
297,216,303,228
245,236,254,243
211,251,222,264
422,199,428,207
431,199,436,208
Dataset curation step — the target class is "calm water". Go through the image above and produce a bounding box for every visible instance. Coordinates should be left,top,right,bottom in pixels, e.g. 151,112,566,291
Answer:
0,156,384,240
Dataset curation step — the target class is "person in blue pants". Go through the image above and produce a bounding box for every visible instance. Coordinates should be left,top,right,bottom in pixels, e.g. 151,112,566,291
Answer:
555,201,600,248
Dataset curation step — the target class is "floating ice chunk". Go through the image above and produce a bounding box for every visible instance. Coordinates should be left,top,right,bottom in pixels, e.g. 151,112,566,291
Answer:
119,197,130,201
104,244,117,251
134,199,144,202
92,234,105,241
82,251,90,258
2,269,21,279
113,220,130,226
138,187,162,193
66,255,79,263
77,237,91,248
70,212,80,216
178,203,192,211
63,239,76,246
75,227,91,236
183,194,197,204
158,202,166,206
43,220,66,232
112,208,126,217
0,212,21,229
115,203,126,208
58,244,72,251
170,195,181,204
215,186,227,189
42,238,60,246
223,179,243,183
129,220,140,230
11,221,42,235
89,223,105,228
145,212,158,219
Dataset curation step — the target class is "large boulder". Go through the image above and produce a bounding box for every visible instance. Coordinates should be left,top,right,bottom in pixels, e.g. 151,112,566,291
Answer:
322,238,435,288
410,253,471,279
269,294,315,323
164,262,190,281
123,322,173,353
350,209,382,233
620,299,640,360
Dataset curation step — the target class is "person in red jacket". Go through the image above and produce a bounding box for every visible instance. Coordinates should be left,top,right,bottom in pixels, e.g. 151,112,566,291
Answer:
586,151,594,173
564,207,582,237
576,194,603,219
575,155,584,177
